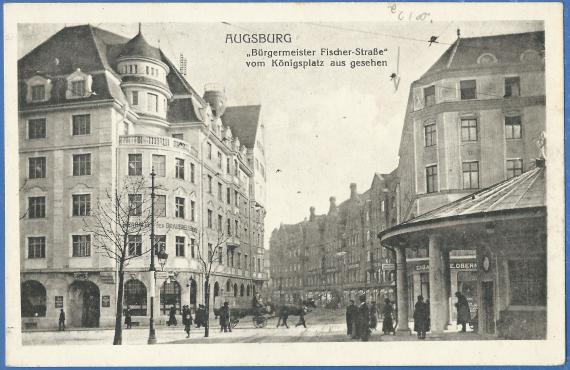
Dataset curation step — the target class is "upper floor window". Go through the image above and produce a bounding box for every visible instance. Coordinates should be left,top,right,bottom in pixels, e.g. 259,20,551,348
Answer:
128,235,143,256
128,194,143,216
72,235,91,257
28,196,46,218
462,161,479,189
65,69,92,99
152,155,166,177
172,133,183,140
218,214,223,231
226,187,231,205
31,85,45,101
72,194,91,216
207,142,212,159
156,194,166,217
207,209,213,228
73,154,91,176
28,118,46,139
128,154,143,176
234,190,239,207
28,237,46,259
175,158,185,179
461,119,478,142
71,80,86,97
505,116,522,139
226,158,231,173
29,157,46,179
176,236,185,257
207,175,213,193
424,85,435,107
190,200,196,221
426,165,438,193
460,80,477,100
147,93,158,112
217,152,223,168
424,123,436,147
190,163,195,183
72,115,91,135
175,197,185,218
218,182,223,200
505,77,521,98
506,159,523,179
132,91,139,105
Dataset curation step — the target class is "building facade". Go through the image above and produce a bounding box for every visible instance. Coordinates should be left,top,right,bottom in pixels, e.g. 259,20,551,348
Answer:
385,30,546,333
19,25,267,330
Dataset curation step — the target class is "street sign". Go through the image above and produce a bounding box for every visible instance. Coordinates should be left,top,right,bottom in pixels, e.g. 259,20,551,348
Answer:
155,271,168,280
55,296,63,308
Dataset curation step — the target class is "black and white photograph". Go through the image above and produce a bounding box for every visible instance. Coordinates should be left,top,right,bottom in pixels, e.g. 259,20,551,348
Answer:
4,2,565,367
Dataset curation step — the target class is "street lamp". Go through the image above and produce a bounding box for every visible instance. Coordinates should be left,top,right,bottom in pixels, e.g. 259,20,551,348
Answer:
148,168,157,345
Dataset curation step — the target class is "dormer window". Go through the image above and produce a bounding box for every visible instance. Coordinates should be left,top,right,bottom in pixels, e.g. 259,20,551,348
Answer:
26,75,52,103
66,69,92,100
31,85,45,102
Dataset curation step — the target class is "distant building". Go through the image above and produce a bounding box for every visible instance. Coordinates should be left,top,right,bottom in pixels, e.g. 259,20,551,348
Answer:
19,25,267,330
382,30,546,336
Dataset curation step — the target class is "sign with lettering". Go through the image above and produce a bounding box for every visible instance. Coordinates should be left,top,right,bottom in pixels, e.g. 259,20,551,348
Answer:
414,261,477,272
382,263,395,270
102,295,110,308
55,296,63,308
73,272,88,280
156,222,198,233
155,271,169,280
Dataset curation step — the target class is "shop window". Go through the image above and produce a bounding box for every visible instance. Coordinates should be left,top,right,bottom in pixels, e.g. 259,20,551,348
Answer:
124,279,147,316
160,280,181,315
21,281,47,317
508,259,546,306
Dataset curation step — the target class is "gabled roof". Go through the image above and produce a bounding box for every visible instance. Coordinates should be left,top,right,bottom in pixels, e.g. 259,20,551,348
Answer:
394,165,545,229
421,31,544,79
221,105,261,148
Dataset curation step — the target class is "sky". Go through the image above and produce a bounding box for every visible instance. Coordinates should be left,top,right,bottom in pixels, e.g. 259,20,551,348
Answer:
18,21,543,248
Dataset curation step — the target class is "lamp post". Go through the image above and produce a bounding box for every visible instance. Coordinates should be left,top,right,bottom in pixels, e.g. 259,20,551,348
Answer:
148,168,157,344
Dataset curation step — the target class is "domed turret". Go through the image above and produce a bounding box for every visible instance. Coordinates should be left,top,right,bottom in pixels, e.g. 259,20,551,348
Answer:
203,83,226,117
118,31,161,62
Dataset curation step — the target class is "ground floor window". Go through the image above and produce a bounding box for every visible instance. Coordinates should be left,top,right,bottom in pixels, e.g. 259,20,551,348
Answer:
21,280,46,317
508,258,546,306
160,280,181,315
124,279,147,316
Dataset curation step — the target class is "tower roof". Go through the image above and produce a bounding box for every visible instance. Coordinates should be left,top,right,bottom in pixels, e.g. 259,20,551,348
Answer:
118,31,161,61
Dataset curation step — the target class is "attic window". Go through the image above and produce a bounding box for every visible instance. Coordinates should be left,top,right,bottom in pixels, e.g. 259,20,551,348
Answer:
25,75,52,103
66,69,92,100
31,85,45,102
71,80,86,97
477,53,497,65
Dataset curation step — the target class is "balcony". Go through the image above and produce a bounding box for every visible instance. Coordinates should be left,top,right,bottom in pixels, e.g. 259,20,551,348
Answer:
119,135,198,157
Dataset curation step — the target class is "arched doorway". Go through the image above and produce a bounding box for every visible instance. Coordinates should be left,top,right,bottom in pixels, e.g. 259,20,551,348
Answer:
124,279,147,316
21,280,46,317
160,280,181,315
233,283,238,297
240,284,245,297
189,279,197,309
68,281,100,328
246,285,251,297
213,282,220,307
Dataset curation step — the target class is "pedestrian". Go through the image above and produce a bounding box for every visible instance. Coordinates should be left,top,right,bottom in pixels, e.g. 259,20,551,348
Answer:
295,305,307,328
182,305,193,338
455,292,471,333
345,300,357,336
382,298,395,335
413,295,429,339
125,307,132,329
220,302,231,332
369,301,378,330
195,304,205,328
168,305,177,326
355,295,370,341
58,309,65,331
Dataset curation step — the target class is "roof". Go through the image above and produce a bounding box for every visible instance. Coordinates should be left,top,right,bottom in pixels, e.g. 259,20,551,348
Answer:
422,31,544,78
221,105,261,148
167,97,203,123
118,31,161,61
385,165,545,234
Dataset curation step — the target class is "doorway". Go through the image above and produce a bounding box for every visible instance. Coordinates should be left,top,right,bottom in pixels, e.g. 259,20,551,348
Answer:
68,281,100,328
482,281,495,334
189,279,197,309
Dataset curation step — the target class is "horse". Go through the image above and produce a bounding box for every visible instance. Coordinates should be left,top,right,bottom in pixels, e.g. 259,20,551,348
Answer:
272,300,315,328
213,305,273,327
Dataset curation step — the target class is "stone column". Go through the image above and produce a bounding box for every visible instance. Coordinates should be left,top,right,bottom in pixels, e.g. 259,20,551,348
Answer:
395,246,410,332
428,234,446,333
442,249,452,327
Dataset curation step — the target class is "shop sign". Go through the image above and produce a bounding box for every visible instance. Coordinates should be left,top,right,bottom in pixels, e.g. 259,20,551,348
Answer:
155,271,169,280
101,295,110,308
381,263,395,270
414,261,477,271
156,222,198,233
73,272,89,280
55,296,63,308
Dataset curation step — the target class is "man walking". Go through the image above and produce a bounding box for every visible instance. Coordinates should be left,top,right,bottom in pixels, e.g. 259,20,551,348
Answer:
220,302,232,333
455,292,471,333
58,309,65,331
295,305,307,328
356,295,370,341
346,300,357,336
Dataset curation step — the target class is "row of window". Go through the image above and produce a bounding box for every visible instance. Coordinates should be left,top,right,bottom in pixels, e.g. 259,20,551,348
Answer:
425,159,524,193
122,64,162,78
130,91,164,113
423,76,521,107
207,142,242,178
30,79,88,102
27,114,90,140
423,115,522,148
28,153,90,178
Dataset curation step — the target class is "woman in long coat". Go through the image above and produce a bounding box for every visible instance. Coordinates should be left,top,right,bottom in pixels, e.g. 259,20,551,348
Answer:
182,305,193,338
369,301,378,330
124,307,132,329
168,305,177,326
382,298,395,335
413,295,429,339
455,292,471,332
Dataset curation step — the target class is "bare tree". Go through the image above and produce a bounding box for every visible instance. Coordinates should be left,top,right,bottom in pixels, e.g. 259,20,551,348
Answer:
82,176,155,345
196,229,231,337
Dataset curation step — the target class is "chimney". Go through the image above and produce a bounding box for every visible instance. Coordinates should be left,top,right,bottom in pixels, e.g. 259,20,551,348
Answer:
350,183,357,199
309,207,316,222
328,197,338,216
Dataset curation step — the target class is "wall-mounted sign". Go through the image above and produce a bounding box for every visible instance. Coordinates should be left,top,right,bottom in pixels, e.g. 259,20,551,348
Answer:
414,261,477,272
55,296,63,308
73,272,88,280
101,295,110,308
382,263,396,270
156,222,198,233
